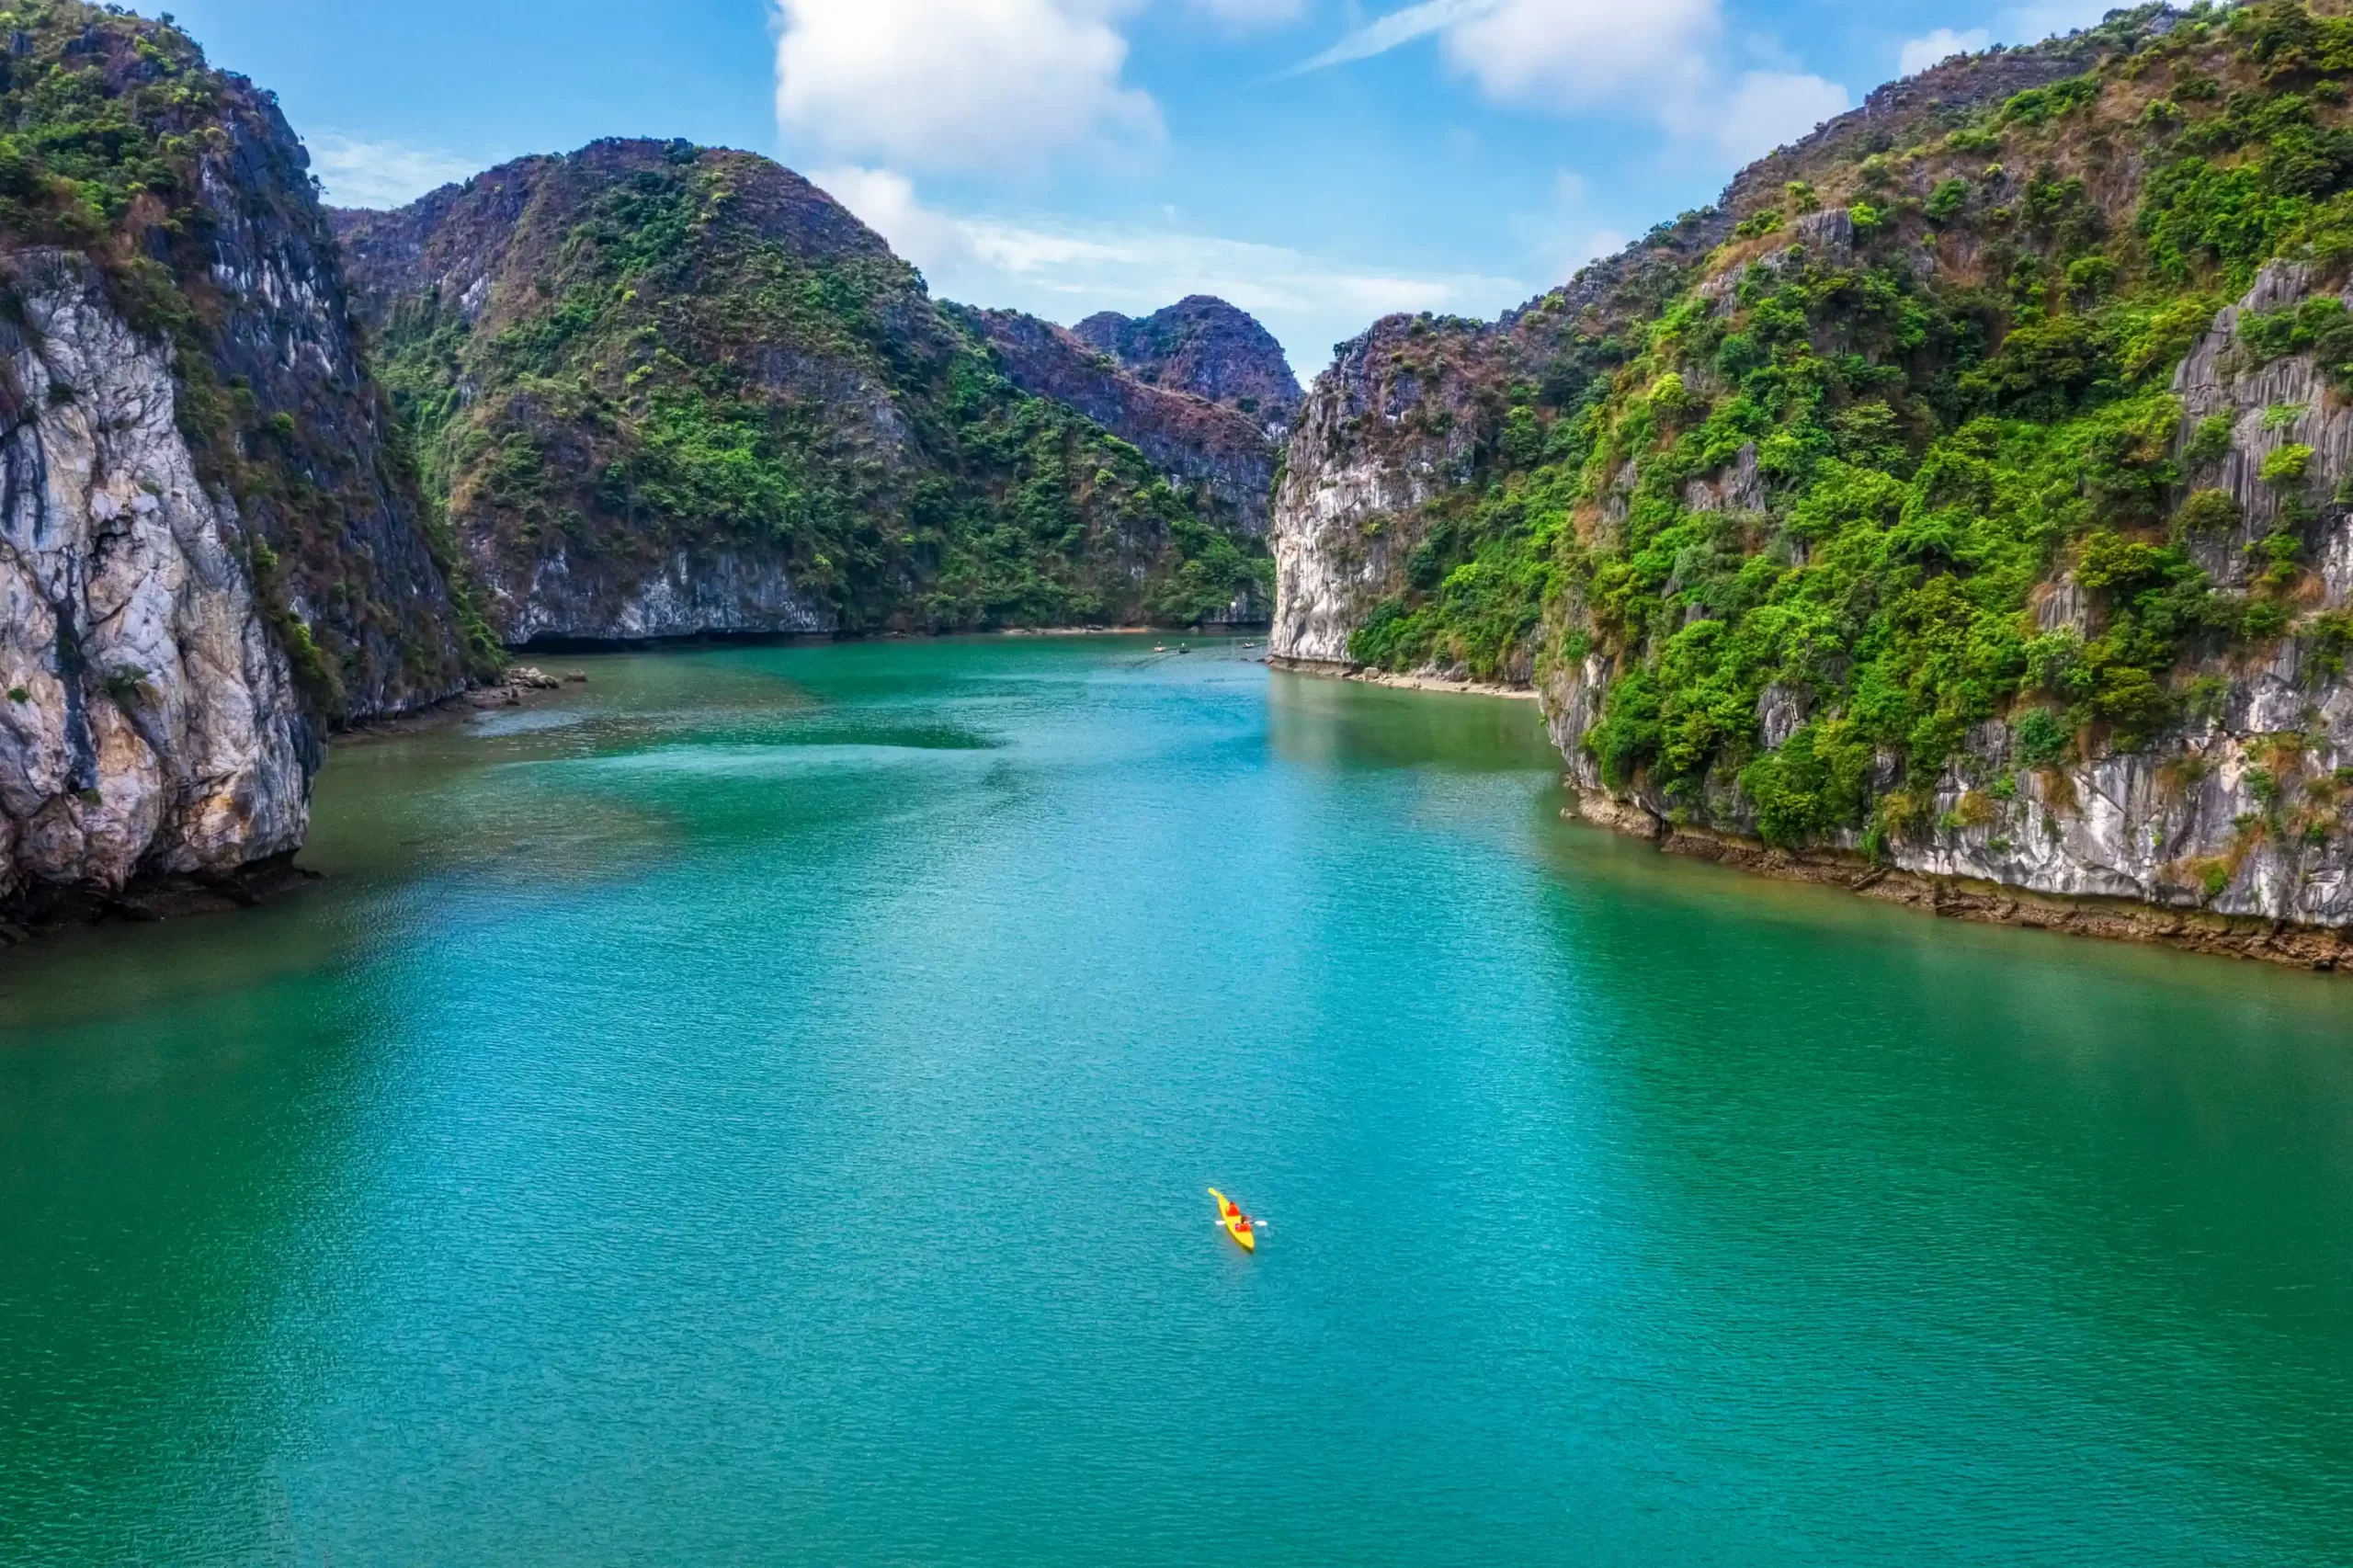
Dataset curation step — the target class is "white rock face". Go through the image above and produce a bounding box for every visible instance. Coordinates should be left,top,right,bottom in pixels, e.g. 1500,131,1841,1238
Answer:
2172,260,2353,585
0,253,310,905
1682,443,1767,515
1541,641,2353,926
1268,324,1483,665
1270,456,1438,665
481,547,836,643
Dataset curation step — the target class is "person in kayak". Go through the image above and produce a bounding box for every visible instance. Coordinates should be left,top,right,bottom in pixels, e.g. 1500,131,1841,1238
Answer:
1208,1187,1262,1248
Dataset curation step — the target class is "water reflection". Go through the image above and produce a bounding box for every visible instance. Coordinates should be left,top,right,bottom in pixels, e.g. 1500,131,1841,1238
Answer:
1266,670,1557,773
1530,813,2353,1561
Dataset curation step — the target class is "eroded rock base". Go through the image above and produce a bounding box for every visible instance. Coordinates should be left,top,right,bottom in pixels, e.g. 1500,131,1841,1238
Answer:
1570,791,2353,971
0,852,318,949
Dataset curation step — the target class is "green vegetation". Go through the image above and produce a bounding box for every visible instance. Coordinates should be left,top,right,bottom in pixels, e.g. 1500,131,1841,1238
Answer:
2261,440,2315,481
0,5,214,257
99,665,148,706
1349,0,2353,851
375,153,1267,632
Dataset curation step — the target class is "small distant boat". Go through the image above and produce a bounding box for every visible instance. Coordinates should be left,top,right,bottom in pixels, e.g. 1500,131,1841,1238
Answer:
1208,1187,1256,1252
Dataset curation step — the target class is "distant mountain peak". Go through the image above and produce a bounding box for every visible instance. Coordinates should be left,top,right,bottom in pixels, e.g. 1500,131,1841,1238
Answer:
1072,298,1302,428
329,140,1275,642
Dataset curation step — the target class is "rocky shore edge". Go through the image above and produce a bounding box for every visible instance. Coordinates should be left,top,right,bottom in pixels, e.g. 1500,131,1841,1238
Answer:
1569,790,2353,972
1266,655,1538,701
0,854,320,951
0,668,597,948
1270,654,2353,969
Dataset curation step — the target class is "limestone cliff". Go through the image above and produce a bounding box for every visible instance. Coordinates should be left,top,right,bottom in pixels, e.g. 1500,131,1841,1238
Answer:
0,3,480,927
1271,316,1506,666
1273,1,2353,959
1544,261,2353,944
1,253,309,916
1271,26,2133,678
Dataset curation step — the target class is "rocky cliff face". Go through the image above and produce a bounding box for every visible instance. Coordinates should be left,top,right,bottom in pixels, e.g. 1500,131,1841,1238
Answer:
1272,1,2353,957
1,253,310,916
960,305,1280,537
1271,316,1506,666
0,3,480,926
1270,24,2131,677
1074,296,1302,433
186,98,480,722
335,143,1271,642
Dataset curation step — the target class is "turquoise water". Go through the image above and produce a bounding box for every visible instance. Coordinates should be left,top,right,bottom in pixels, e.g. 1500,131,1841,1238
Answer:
2,636,2349,1565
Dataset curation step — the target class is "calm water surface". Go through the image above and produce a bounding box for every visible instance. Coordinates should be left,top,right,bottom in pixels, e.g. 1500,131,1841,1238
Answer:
2,637,2348,1565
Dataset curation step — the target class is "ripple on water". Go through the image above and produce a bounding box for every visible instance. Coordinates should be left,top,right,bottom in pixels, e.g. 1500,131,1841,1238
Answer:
0,636,2347,1568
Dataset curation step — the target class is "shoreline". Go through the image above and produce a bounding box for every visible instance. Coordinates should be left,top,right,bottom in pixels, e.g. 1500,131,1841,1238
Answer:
341,625,1276,745
6,628,1274,947
0,854,318,951
1266,654,1538,701
503,622,1270,655
1568,790,2353,973
1272,649,2352,970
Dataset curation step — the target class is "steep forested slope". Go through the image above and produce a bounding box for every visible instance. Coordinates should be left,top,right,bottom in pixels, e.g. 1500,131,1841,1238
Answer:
335,144,1272,642
958,301,1283,537
1276,1,2353,952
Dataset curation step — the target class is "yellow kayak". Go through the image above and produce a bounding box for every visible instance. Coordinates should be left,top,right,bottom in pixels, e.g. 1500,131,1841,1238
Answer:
1208,1187,1256,1252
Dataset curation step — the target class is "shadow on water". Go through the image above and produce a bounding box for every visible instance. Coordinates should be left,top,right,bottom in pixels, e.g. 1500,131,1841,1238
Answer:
0,946,380,1563
1267,669,1558,774
1518,811,2353,1562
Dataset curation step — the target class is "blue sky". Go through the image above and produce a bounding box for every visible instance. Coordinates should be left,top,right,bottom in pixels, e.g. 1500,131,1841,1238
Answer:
162,0,2116,375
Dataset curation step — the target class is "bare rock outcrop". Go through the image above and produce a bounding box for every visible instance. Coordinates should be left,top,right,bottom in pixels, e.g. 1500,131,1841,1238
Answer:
1269,317,1502,665
1,255,311,911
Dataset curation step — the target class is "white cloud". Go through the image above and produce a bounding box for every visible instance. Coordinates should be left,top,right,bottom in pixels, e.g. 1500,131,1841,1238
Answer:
1294,0,1711,102
1995,0,2115,46
1553,169,1588,204
1295,0,1715,108
1898,26,1990,75
1695,70,1851,164
813,165,1523,371
307,133,481,210
813,166,981,269
1565,227,1629,273
1441,0,1715,110
1293,0,1489,70
1290,0,1845,168
773,0,1161,174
